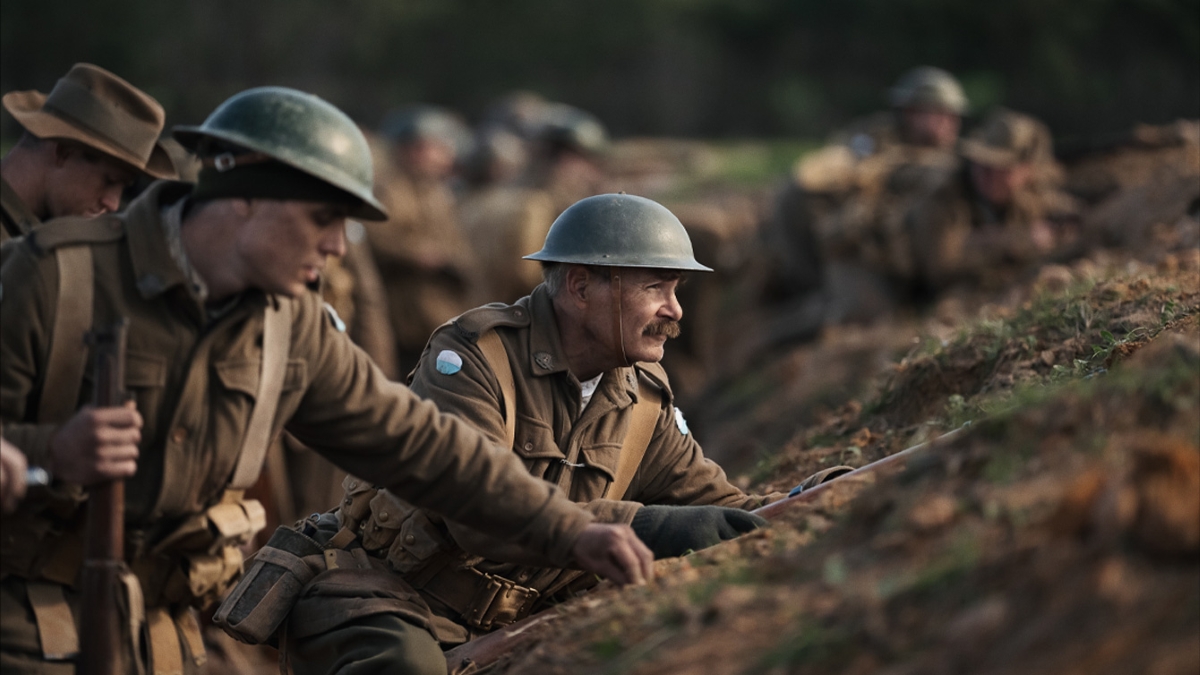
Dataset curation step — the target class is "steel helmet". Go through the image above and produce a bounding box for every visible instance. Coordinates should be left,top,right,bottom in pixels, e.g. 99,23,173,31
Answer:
525,193,712,272
173,86,387,220
889,67,969,115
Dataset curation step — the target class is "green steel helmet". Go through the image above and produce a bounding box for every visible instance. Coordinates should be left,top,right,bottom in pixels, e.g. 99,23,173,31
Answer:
889,66,969,115
524,193,712,272
173,86,387,220
379,104,472,156
536,104,610,156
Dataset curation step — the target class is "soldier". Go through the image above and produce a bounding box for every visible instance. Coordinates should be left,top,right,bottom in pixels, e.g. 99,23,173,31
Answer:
1,63,178,242
909,108,1081,293
366,105,479,375
458,106,608,304
759,67,968,342
256,194,848,673
0,87,653,675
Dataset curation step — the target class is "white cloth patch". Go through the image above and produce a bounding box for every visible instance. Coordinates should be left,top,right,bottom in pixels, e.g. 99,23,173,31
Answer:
436,350,463,375
674,407,690,435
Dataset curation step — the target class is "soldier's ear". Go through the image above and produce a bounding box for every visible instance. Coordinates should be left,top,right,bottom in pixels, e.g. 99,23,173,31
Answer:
565,265,592,307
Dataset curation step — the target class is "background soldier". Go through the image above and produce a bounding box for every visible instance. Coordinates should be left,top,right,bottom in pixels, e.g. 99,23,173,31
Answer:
1,63,178,242
458,106,609,304
366,105,480,375
909,108,1082,293
0,86,652,675
758,66,969,342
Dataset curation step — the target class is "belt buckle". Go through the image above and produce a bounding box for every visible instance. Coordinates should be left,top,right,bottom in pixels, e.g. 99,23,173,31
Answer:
470,573,539,631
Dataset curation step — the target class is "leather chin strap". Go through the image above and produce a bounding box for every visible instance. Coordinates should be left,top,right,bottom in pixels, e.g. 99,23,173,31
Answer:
609,272,630,368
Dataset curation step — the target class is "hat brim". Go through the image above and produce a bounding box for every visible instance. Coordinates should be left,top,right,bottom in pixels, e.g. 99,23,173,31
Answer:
3,90,178,180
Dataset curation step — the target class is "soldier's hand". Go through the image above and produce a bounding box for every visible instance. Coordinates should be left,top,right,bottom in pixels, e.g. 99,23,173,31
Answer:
47,402,142,485
631,505,767,559
1,438,29,513
571,523,654,586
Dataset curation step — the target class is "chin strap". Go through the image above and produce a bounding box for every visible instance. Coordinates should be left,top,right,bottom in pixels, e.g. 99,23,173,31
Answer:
610,272,630,367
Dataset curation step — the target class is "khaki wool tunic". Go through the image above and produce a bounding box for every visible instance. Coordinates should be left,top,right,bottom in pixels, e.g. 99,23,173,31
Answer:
0,181,593,602
373,285,777,632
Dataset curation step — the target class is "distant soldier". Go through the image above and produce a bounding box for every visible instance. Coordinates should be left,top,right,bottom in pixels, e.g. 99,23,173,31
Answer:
366,106,479,374
458,106,608,304
1,63,178,242
759,67,967,339
909,108,1081,292
0,87,652,675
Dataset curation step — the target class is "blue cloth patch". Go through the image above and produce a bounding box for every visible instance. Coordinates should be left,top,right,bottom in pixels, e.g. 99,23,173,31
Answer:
436,350,463,375
674,407,690,435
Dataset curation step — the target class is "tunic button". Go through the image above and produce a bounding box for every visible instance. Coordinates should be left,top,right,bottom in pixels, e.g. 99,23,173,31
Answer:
171,428,187,444
524,442,533,451
378,511,389,522
404,534,416,545
348,481,358,490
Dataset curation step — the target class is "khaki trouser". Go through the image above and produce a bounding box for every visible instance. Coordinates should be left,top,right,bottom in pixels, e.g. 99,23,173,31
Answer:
0,577,204,675
288,612,446,675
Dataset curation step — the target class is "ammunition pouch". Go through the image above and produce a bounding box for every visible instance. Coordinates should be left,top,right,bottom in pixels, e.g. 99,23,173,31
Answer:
212,525,325,646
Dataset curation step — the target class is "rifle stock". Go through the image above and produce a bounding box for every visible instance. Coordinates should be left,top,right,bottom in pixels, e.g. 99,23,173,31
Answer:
443,424,970,673
79,318,130,675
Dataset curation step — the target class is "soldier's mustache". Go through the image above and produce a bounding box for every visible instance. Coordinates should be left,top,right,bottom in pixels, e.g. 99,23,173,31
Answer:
643,320,681,338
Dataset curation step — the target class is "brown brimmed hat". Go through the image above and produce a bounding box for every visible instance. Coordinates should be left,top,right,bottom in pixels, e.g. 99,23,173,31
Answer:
960,109,1054,169
2,63,177,179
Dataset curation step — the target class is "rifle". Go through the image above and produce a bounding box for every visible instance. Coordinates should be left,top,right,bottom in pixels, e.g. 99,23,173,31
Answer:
443,424,971,674
79,319,130,675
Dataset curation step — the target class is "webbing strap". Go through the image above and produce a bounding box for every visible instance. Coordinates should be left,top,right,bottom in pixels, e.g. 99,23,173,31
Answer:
39,246,93,423
229,300,293,490
146,607,183,675
26,582,79,660
608,377,660,501
476,330,517,450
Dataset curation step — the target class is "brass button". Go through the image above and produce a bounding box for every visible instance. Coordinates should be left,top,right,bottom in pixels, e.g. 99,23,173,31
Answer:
404,534,416,545
171,427,187,444
378,511,389,522
348,480,358,490
524,442,533,451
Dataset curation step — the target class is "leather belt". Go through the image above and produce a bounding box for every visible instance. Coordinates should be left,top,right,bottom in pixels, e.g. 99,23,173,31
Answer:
415,564,540,631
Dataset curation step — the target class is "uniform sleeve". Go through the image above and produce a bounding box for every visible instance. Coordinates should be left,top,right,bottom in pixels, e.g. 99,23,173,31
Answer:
0,243,60,469
283,297,591,569
628,402,774,512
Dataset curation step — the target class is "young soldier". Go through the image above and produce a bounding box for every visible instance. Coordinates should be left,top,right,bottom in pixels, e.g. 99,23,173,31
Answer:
1,63,177,242
0,87,651,675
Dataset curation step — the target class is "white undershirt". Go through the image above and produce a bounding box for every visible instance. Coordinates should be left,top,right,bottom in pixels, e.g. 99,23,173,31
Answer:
579,373,603,410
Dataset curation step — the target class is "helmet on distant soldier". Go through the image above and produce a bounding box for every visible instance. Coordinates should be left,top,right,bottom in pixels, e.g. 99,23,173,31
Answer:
525,193,712,272
535,105,610,157
889,67,969,115
173,86,387,220
378,104,471,156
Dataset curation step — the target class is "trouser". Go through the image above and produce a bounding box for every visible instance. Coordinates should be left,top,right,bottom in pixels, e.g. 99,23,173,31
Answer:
0,576,204,675
287,612,447,675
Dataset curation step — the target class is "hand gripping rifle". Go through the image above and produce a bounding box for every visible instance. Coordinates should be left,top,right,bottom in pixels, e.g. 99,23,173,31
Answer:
443,424,971,674
79,319,131,675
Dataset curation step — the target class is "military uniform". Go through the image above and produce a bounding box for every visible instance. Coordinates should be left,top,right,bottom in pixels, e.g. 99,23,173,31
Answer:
314,285,775,650
457,185,556,304
1,176,39,244
908,165,1080,292
0,181,594,673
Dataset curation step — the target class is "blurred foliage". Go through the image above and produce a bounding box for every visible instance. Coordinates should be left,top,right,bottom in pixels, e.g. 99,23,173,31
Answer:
2,0,1197,141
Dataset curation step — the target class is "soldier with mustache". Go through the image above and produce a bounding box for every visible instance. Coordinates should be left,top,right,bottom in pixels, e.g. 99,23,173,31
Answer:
274,194,794,671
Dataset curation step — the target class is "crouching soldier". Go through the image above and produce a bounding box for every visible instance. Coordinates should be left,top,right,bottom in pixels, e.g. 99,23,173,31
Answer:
244,194,848,674
0,87,653,675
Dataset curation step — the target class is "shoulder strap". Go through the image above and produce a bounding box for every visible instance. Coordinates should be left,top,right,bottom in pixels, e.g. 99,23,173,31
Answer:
229,299,294,490
475,329,517,450
38,246,94,423
608,377,661,501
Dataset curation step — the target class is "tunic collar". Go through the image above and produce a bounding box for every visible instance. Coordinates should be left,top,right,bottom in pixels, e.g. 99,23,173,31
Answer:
124,181,195,300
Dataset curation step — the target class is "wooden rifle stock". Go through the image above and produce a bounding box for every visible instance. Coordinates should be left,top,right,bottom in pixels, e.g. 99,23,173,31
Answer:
444,424,970,673
79,319,130,675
